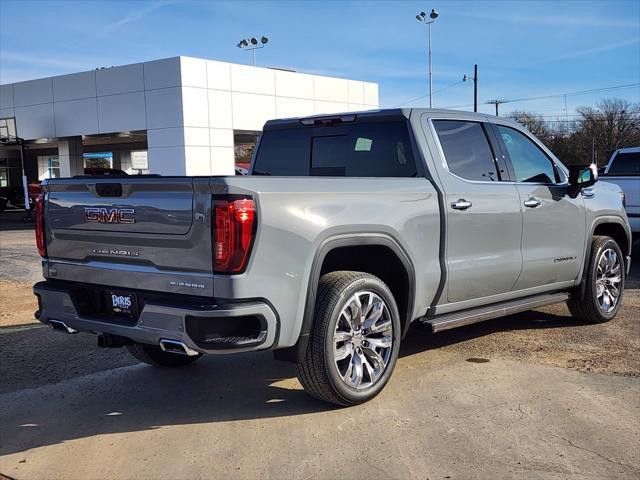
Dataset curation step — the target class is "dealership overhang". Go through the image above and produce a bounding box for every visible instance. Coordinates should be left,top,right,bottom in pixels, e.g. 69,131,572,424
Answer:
0,56,379,206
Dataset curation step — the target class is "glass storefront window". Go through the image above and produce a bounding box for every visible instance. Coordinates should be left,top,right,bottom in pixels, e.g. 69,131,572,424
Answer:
83,152,113,169
37,156,61,180
234,131,260,169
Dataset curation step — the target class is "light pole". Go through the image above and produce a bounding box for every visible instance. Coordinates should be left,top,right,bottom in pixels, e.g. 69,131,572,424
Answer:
416,9,439,108
237,36,269,67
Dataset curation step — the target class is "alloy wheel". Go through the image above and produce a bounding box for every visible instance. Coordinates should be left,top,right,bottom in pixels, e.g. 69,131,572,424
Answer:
595,248,622,313
333,291,394,389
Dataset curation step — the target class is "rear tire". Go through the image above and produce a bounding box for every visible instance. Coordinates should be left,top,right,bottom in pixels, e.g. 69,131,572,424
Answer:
126,343,202,367
568,235,625,324
296,271,401,406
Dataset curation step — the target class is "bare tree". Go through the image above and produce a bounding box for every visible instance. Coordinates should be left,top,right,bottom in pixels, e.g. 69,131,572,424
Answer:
576,98,640,165
510,110,550,141
509,99,639,166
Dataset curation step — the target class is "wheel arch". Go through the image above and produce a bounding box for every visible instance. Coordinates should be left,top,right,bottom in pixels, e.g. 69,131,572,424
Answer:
592,219,631,258
274,233,416,363
576,216,631,300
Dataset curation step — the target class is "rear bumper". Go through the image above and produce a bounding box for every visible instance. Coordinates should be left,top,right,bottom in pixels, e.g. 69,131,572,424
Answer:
33,281,279,355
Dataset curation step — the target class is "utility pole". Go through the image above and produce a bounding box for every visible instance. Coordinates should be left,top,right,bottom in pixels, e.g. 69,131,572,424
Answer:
428,19,433,107
473,64,478,112
487,99,506,116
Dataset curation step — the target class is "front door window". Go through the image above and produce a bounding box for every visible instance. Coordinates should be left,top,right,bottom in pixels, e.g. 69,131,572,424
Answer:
496,125,559,184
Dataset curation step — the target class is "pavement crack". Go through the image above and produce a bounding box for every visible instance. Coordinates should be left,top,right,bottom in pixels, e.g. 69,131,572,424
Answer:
443,401,509,419
551,434,639,471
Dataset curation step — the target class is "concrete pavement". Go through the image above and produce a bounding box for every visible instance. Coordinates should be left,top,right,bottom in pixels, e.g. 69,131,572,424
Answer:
1,221,638,479
1,337,638,480
0,229,42,285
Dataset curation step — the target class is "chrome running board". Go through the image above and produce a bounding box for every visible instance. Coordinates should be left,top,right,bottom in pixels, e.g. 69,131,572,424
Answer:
421,292,570,333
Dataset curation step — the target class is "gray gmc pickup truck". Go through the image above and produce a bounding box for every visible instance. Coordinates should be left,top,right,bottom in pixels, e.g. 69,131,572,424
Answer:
33,109,632,406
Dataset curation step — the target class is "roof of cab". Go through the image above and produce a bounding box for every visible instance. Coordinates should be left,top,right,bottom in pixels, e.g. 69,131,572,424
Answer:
263,107,521,130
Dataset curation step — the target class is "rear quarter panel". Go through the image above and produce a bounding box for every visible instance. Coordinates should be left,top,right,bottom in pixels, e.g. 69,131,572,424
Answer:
211,177,440,348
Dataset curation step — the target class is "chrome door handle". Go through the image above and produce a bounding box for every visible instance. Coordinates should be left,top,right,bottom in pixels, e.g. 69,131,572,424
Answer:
451,199,472,210
581,188,595,199
524,198,541,208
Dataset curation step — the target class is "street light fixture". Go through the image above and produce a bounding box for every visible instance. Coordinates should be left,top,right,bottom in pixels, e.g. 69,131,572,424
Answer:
237,35,269,67
416,8,439,108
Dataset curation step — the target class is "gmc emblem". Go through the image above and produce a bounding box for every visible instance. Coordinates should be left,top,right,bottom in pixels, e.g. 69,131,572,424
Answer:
84,207,136,224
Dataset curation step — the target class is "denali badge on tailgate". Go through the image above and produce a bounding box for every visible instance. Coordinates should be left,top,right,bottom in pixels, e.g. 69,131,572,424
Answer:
84,207,135,224
91,248,140,257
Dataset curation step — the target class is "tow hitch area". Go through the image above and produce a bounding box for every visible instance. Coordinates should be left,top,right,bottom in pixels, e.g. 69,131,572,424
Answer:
97,334,133,348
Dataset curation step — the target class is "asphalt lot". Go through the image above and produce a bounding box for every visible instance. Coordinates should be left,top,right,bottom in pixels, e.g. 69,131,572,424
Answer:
0,223,41,285
0,216,638,479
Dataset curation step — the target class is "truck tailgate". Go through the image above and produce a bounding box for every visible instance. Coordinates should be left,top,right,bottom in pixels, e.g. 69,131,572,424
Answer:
43,177,215,296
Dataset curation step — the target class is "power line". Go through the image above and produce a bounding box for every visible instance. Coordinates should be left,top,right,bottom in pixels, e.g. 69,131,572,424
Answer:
517,118,639,124
497,83,640,105
394,79,469,107
440,102,476,109
440,82,640,110
506,110,640,119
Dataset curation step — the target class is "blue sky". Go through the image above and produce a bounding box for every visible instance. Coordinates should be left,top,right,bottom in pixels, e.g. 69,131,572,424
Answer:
1,0,638,117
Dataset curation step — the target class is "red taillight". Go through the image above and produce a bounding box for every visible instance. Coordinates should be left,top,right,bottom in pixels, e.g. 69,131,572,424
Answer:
35,194,47,257
213,196,256,273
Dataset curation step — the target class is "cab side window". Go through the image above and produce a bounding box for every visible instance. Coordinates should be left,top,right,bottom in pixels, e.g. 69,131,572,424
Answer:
433,120,500,181
496,125,559,183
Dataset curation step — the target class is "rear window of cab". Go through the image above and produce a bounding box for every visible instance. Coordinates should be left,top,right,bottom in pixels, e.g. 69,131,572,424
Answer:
253,122,417,177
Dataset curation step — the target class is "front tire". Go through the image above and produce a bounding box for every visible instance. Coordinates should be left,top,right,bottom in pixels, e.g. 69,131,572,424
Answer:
127,343,202,367
296,271,401,406
568,235,625,323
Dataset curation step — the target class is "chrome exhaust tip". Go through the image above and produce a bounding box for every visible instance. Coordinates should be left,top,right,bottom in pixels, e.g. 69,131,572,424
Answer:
159,339,199,356
49,319,78,334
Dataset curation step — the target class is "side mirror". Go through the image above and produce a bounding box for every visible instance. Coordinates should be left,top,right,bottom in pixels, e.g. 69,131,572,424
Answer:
568,163,598,197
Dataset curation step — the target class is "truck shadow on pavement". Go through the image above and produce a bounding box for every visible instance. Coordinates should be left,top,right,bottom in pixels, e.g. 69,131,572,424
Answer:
401,309,580,357
0,308,588,457
1,241,637,457
0,347,332,457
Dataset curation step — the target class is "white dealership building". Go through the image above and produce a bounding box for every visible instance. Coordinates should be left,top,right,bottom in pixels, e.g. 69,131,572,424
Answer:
0,56,378,191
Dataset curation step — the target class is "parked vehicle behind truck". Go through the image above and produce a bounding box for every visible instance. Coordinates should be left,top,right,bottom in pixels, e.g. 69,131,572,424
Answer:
33,109,632,406
601,147,639,238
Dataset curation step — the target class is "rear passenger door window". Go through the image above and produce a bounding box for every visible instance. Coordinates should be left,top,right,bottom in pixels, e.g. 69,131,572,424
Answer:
495,125,559,184
432,120,500,182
